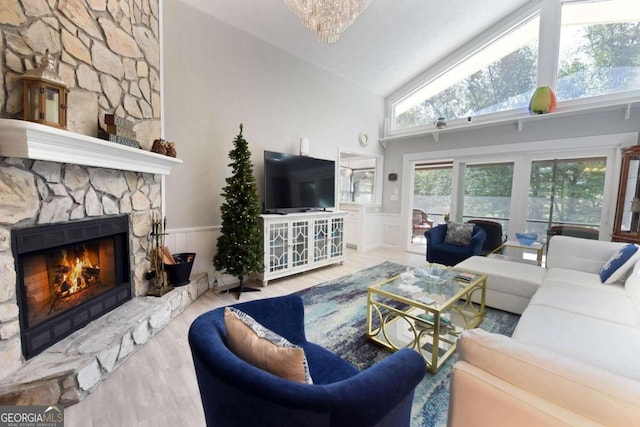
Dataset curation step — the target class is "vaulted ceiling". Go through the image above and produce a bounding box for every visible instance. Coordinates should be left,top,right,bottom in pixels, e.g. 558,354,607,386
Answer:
178,0,531,97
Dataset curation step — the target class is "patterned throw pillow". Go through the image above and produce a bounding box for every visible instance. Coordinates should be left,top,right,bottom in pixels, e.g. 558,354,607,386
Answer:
444,222,474,246
599,244,640,284
224,307,313,384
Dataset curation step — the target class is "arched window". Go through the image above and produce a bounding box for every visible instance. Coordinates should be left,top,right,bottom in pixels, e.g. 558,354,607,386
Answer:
389,0,640,134
392,13,540,131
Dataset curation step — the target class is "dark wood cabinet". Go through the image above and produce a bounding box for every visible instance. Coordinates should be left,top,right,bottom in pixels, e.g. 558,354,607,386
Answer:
612,145,640,243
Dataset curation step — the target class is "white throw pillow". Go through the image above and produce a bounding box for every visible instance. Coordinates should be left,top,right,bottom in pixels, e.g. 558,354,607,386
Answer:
624,260,640,325
625,259,640,299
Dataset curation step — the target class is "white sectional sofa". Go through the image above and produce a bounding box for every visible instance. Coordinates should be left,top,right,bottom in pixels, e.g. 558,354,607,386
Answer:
450,235,640,426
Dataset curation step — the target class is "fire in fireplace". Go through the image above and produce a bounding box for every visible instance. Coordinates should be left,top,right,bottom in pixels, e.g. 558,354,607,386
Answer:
13,215,131,358
22,236,117,329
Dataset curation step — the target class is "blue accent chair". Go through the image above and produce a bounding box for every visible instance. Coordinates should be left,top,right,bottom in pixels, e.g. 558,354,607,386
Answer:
425,223,487,266
188,294,426,427
467,219,506,256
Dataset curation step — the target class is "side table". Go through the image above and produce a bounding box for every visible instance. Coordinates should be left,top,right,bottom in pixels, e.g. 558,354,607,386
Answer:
490,240,544,266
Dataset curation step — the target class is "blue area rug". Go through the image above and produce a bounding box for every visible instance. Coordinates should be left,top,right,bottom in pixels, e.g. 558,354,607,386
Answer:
296,261,520,427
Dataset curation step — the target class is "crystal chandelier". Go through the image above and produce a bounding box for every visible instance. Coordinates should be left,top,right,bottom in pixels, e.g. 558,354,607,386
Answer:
284,0,371,43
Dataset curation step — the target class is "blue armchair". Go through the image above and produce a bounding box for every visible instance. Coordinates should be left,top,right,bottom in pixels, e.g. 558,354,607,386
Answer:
188,295,426,427
425,223,486,266
467,219,506,255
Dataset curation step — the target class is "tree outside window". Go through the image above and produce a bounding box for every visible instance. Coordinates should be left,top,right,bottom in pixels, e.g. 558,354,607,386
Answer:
394,16,540,130
526,157,606,240
392,0,640,133
558,0,640,100
462,163,514,234
413,163,453,222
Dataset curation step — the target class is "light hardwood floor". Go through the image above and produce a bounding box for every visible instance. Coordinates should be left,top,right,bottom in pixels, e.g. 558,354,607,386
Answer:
64,247,426,427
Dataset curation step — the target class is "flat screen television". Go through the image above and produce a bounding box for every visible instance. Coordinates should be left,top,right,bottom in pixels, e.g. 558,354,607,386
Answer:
263,150,336,213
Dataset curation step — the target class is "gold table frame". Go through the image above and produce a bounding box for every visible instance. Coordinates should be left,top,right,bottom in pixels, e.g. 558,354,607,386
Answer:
366,268,486,373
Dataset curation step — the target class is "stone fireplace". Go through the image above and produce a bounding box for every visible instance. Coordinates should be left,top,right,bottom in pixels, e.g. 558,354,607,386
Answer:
13,215,132,359
0,120,209,407
0,0,203,407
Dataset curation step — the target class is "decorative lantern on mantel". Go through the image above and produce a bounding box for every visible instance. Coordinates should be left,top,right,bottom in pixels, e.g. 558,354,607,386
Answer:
21,50,68,129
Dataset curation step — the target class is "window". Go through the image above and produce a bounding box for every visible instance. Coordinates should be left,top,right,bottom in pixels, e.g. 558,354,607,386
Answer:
557,0,640,101
413,162,453,223
389,0,640,134
526,157,606,239
462,162,514,233
339,167,375,203
393,15,539,130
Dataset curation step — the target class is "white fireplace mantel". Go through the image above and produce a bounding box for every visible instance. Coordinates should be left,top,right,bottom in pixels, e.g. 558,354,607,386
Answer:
0,119,182,175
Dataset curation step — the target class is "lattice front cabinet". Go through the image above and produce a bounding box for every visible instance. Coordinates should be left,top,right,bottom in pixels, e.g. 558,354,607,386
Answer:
261,211,346,285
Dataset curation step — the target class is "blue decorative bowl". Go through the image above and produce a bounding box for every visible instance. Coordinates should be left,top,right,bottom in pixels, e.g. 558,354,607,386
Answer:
515,232,537,246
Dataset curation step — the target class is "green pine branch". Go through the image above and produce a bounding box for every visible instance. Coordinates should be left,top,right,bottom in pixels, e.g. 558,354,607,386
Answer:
213,124,265,280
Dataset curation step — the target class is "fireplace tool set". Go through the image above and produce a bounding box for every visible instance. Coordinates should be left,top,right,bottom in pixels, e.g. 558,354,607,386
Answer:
147,215,174,297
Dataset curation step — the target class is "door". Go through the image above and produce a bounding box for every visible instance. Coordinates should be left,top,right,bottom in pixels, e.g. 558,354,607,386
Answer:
410,161,453,250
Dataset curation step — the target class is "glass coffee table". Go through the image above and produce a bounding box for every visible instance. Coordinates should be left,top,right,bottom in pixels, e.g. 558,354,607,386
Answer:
366,265,486,373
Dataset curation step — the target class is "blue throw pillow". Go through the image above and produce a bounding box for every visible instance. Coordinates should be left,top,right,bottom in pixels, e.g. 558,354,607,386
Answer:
599,244,639,284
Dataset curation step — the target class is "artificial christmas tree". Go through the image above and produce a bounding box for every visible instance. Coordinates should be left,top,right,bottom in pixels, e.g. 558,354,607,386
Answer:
213,124,264,299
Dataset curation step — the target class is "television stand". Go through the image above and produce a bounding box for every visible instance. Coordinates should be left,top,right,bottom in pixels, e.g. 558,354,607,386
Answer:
260,211,346,286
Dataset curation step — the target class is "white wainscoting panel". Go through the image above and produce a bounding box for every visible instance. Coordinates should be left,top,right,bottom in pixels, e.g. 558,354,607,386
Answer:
383,212,401,248
165,226,220,280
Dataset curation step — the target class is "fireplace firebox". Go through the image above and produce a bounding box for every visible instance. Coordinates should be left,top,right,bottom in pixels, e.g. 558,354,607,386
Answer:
12,215,131,359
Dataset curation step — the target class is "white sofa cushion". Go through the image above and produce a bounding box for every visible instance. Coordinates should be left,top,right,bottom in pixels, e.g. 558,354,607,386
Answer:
625,258,640,299
625,260,640,325
546,235,626,274
513,304,640,381
529,284,638,326
543,268,627,294
449,361,605,427
456,256,545,299
457,329,640,426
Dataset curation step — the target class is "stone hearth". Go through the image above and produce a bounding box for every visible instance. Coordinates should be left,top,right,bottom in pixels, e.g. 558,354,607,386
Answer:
1,156,164,375
0,0,199,407
0,274,209,406
0,121,206,407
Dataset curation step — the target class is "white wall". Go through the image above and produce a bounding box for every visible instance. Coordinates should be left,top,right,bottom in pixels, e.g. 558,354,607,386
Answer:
162,0,384,232
382,107,640,216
